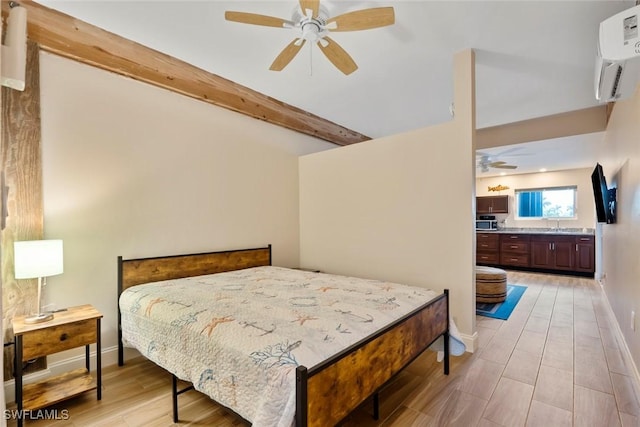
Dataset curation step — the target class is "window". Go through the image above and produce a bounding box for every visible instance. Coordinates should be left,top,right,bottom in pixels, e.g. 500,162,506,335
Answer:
515,186,577,219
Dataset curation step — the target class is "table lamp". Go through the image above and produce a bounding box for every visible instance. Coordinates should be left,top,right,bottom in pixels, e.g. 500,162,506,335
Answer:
14,239,63,324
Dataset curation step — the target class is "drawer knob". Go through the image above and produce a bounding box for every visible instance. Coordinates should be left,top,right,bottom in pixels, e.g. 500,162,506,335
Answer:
60,333,68,341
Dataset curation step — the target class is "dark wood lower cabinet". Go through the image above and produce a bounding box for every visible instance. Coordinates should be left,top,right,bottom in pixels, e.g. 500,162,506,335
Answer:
530,236,576,272
553,239,576,271
575,236,596,273
477,232,595,275
530,239,554,269
477,233,499,265
500,234,530,268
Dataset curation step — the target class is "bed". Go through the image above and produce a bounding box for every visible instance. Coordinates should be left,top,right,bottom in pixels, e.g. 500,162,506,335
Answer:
117,245,450,426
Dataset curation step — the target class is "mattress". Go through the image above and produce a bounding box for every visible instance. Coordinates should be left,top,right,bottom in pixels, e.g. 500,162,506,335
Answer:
119,266,439,426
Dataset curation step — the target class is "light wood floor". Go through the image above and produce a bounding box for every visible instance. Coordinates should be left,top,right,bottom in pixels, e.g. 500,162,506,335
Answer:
10,271,640,426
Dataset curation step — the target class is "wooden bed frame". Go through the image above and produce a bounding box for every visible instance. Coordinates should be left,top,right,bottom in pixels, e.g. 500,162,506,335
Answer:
117,245,450,427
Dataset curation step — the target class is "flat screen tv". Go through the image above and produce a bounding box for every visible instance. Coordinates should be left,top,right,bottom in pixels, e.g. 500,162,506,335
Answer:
591,163,616,224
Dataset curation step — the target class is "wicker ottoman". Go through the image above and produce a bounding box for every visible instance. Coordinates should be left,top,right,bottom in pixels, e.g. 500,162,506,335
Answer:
476,266,507,303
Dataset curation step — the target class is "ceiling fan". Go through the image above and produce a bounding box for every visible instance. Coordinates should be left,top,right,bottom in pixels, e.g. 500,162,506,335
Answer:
477,154,518,173
225,0,395,75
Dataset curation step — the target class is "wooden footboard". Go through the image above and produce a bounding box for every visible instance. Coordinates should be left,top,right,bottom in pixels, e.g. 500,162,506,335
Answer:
296,291,449,427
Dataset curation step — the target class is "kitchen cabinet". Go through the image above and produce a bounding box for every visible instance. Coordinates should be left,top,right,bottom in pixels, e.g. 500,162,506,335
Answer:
575,236,595,273
476,195,509,214
530,235,576,272
530,239,553,269
476,232,499,265
475,231,595,276
499,234,530,267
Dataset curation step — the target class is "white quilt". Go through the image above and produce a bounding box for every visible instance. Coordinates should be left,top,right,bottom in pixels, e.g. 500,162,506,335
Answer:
119,266,440,426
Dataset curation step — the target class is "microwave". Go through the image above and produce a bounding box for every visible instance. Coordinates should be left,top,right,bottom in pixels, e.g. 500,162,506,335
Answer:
476,220,498,231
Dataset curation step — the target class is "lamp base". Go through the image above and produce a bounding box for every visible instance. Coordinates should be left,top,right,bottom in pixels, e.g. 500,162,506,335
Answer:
24,312,54,324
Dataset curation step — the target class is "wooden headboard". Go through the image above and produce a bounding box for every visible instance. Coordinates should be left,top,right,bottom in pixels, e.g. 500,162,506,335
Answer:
117,245,272,293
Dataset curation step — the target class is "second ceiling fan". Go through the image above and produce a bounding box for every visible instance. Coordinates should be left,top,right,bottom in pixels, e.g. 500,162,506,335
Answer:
225,0,395,75
477,154,518,173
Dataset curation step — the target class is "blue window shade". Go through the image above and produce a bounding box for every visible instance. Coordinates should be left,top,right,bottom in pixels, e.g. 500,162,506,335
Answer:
516,186,576,219
519,191,543,217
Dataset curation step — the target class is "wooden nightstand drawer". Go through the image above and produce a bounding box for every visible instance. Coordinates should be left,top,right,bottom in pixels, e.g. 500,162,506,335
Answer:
21,319,97,361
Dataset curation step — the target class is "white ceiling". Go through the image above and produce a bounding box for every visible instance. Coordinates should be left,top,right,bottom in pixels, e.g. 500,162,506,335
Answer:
38,0,633,175
476,132,605,177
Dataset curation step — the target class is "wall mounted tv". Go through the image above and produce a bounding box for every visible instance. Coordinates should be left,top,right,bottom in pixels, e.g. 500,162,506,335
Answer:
591,163,616,224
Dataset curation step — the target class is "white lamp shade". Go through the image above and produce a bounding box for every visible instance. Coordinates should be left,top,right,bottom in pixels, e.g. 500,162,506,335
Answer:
14,240,64,279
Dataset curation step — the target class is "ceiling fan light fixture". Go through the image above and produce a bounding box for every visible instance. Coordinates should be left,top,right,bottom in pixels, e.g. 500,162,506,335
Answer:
301,21,324,42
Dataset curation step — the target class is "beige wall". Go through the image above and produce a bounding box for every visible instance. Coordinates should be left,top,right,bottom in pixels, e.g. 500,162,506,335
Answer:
299,51,477,348
476,168,597,230
38,53,333,367
599,86,640,375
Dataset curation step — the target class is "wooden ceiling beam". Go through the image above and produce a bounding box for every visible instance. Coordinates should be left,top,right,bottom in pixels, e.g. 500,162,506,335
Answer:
3,1,370,146
476,105,608,150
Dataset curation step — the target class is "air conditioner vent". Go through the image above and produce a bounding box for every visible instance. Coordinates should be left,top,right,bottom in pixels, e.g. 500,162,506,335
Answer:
610,64,624,99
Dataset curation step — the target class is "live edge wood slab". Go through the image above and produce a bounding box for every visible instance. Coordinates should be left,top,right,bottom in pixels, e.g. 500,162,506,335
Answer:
117,245,449,426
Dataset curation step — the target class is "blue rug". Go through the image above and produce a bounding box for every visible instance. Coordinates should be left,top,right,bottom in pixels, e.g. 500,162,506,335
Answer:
476,285,527,320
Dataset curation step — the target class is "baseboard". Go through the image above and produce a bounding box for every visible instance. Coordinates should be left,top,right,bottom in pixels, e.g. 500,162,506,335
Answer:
460,331,479,353
598,282,640,393
3,345,124,404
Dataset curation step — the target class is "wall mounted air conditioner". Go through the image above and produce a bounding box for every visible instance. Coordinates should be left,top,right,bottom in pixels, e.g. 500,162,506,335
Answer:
595,4,640,102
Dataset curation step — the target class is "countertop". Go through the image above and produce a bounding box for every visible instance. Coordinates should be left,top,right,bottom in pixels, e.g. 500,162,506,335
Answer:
477,227,595,236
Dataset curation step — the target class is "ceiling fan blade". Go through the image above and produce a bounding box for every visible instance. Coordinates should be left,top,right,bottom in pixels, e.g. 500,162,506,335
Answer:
489,161,506,166
317,37,358,75
270,39,306,71
299,0,320,18
327,7,395,32
225,11,293,28
493,164,518,169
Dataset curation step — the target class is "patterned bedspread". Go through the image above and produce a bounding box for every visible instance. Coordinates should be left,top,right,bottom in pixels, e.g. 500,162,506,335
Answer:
119,266,439,426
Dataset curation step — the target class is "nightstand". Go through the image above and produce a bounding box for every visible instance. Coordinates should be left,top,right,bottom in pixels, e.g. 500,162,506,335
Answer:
13,304,102,426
